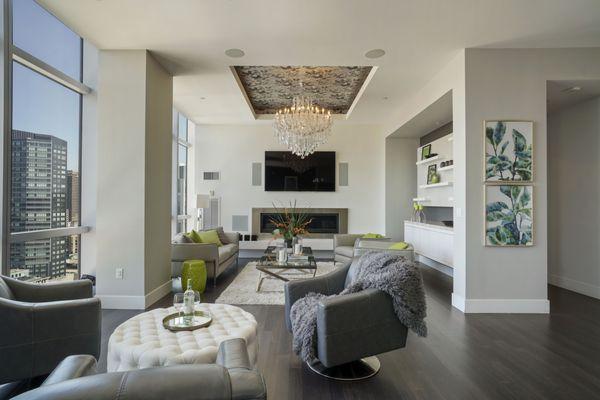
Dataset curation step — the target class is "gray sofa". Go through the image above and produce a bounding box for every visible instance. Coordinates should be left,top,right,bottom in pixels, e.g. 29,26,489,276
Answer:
12,338,267,400
171,230,239,290
333,234,363,264
0,276,101,385
333,234,396,263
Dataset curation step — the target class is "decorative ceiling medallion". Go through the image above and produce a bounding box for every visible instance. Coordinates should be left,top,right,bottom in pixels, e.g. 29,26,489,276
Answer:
232,66,373,115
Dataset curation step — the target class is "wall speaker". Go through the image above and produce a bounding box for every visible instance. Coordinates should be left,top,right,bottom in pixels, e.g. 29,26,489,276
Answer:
251,162,262,186
339,162,349,186
232,215,249,232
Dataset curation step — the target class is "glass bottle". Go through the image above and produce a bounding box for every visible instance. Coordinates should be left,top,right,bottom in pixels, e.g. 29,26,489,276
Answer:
183,278,195,324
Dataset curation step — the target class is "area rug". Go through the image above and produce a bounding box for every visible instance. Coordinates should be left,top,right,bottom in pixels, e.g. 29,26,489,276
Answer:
215,261,337,305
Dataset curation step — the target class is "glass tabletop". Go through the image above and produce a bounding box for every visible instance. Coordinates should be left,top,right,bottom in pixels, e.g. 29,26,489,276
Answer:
258,246,316,269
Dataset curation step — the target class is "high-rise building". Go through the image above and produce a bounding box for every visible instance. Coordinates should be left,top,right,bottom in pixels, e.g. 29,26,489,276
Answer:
10,130,68,280
66,170,80,258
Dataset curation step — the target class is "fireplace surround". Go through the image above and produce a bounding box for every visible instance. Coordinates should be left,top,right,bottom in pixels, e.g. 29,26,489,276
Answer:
251,208,348,238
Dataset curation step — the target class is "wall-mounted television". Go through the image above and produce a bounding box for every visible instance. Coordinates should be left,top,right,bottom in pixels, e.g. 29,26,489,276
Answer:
265,151,335,192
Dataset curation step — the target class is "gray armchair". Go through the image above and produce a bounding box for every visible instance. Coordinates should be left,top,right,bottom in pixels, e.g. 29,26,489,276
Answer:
171,231,239,290
333,234,363,264
0,276,101,385
12,339,266,400
284,259,408,380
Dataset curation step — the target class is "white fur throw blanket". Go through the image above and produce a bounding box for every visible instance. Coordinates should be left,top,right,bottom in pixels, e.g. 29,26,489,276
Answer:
290,251,427,363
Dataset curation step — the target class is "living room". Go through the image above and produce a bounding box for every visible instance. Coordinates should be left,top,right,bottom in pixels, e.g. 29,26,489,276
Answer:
1,1,600,399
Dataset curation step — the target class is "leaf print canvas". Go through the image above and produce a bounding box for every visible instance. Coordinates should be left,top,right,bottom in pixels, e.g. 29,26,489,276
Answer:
485,185,533,246
485,121,533,182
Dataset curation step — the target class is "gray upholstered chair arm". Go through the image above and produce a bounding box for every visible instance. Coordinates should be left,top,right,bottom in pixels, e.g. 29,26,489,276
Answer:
42,355,98,386
224,232,239,245
284,262,351,331
216,338,252,370
317,288,394,336
216,339,267,400
4,277,93,302
32,298,101,342
333,234,362,249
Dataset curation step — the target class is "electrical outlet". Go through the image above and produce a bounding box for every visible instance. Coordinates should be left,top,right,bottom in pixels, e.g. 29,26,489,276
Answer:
115,268,124,279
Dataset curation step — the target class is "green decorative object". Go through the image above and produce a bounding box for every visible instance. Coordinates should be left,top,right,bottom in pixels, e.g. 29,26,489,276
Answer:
388,242,409,250
181,260,207,293
363,233,384,239
186,230,203,243
197,230,223,246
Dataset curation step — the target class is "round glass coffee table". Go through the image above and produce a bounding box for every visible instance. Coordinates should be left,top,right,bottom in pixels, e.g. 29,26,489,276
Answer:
107,303,257,372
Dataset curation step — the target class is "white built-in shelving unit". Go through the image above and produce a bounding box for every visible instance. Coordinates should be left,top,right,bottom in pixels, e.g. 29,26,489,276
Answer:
415,133,454,207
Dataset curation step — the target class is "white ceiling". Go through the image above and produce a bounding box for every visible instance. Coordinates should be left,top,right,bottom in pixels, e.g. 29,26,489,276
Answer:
547,80,600,112
39,0,600,126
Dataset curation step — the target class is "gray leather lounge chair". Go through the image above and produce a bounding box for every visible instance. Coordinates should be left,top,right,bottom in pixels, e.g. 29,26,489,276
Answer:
0,276,101,385
284,253,411,380
12,339,266,400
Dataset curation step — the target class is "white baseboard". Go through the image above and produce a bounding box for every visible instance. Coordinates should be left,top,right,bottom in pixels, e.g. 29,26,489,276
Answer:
451,292,549,313
97,280,172,310
97,294,146,310
145,280,173,308
549,274,600,300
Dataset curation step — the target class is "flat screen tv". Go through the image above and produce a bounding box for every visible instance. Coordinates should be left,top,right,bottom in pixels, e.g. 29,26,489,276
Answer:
265,151,335,192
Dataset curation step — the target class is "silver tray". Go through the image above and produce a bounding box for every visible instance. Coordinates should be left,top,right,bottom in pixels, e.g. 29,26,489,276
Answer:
162,311,212,332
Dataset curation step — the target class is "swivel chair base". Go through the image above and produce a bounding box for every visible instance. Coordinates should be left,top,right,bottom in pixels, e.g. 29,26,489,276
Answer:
308,356,381,381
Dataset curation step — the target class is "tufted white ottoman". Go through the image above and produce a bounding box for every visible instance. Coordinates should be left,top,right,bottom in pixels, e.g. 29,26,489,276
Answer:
107,303,258,372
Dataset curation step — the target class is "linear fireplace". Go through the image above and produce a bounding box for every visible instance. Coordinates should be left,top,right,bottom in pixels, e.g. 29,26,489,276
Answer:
252,208,348,238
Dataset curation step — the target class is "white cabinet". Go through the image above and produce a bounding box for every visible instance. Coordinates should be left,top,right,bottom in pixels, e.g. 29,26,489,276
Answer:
404,221,453,267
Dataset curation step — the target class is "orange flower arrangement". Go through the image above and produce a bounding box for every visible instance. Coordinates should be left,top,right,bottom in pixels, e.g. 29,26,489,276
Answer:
270,201,312,240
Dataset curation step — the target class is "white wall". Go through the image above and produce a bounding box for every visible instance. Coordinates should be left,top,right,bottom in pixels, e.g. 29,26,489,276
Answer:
382,51,468,310
194,124,386,235
548,97,600,299
385,137,418,240
462,48,600,312
96,50,172,309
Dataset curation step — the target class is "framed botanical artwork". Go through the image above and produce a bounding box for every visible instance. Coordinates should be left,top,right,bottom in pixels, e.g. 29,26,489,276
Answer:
484,120,533,182
421,144,431,160
427,164,437,184
484,184,533,246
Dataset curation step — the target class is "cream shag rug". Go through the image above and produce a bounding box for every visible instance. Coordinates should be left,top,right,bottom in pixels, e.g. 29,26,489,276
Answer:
215,261,337,305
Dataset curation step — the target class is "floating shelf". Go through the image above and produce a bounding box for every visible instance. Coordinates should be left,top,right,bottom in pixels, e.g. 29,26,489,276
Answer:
447,136,454,142
420,182,453,189
412,198,430,202
416,155,441,165
438,165,454,172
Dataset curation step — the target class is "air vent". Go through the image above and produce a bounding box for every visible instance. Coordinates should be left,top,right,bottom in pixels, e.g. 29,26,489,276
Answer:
203,171,220,181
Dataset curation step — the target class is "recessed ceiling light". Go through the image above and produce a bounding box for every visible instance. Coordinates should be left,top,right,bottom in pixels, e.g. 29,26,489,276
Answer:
200,97,206,100
365,49,386,59
382,96,389,100
225,48,245,58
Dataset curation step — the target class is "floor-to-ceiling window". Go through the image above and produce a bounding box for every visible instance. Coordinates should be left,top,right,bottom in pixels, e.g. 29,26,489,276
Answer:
175,111,192,233
3,0,90,283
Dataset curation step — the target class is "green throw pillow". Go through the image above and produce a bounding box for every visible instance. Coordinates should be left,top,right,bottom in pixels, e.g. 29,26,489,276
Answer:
186,230,203,243
389,242,409,250
363,233,384,239
197,229,223,246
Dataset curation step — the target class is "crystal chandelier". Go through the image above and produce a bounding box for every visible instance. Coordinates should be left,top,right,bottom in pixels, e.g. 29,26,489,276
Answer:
273,95,333,158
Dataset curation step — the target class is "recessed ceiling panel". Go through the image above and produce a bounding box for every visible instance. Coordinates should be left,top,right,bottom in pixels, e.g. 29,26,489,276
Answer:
232,66,373,115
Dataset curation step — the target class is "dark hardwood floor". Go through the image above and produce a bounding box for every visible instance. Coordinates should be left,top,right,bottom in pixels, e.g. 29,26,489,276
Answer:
100,259,600,400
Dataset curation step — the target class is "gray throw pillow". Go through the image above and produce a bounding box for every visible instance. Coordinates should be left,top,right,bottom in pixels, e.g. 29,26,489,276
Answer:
215,227,230,245
173,232,193,244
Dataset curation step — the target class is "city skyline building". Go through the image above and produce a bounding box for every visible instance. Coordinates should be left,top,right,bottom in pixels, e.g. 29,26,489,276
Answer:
10,130,69,280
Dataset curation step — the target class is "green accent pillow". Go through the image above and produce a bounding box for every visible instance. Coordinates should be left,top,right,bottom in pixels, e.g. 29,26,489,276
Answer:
363,233,384,239
197,229,223,246
186,230,203,243
389,242,409,250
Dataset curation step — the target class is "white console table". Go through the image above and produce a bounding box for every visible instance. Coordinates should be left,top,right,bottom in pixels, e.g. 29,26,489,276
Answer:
404,221,453,268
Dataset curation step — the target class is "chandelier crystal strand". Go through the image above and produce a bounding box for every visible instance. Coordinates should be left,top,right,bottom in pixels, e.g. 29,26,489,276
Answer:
273,95,333,158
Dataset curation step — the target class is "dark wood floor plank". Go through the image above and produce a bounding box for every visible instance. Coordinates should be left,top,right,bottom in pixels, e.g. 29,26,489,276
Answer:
99,259,600,400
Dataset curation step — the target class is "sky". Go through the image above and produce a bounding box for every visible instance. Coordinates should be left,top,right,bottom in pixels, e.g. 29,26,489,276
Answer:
11,0,82,172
